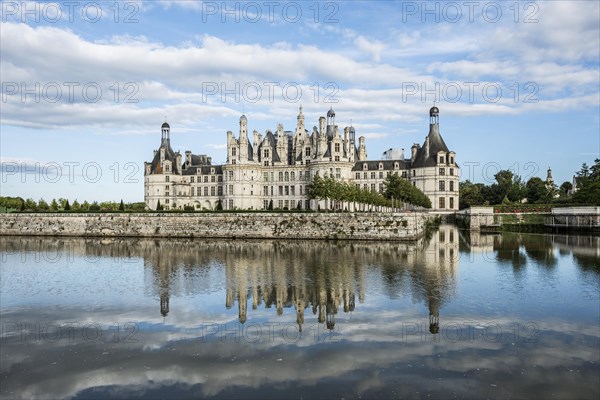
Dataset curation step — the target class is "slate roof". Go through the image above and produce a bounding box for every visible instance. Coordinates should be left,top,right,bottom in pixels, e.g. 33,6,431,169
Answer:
149,139,180,174
183,165,223,175
411,123,453,168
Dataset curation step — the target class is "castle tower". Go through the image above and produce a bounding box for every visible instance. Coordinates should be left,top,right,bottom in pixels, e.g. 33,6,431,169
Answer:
161,121,170,145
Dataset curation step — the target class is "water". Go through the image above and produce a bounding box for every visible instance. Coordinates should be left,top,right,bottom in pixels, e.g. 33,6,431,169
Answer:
1,225,599,399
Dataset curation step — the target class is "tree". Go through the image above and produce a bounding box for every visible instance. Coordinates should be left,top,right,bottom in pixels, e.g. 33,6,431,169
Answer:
89,201,100,212
156,200,163,211
215,199,223,211
24,198,36,211
268,199,273,210
81,201,90,211
459,180,484,209
526,177,549,204
72,200,81,211
64,200,71,211
383,173,431,208
559,181,572,196
572,180,600,205
119,199,125,211
50,199,59,211
37,198,49,210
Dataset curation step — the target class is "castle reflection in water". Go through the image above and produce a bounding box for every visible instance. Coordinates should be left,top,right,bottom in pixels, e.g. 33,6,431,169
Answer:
5,226,595,336
147,224,460,335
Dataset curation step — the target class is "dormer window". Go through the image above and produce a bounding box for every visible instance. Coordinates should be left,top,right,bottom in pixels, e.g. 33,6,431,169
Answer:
232,148,237,156
211,168,215,174
394,162,399,169
363,163,368,170
379,163,383,170
439,156,444,164
264,149,270,158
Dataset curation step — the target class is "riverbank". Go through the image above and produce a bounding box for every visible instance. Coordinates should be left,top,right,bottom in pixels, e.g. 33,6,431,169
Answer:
454,206,600,234
0,212,429,241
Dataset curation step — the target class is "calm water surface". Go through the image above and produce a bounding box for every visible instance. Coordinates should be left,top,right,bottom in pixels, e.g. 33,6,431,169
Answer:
1,225,599,399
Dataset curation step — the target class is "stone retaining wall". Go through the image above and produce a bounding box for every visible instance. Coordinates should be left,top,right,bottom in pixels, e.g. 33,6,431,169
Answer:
0,212,429,241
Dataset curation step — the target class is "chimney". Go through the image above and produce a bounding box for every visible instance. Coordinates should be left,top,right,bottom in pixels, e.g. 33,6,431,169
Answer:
411,143,419,162
425,136,430,158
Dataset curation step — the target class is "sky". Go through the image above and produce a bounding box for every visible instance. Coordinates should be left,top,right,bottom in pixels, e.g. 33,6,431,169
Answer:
0,0,599,202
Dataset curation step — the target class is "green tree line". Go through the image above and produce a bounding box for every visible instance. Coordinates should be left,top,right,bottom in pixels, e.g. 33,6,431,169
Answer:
0,197,146,213
306,172,431,210
459,159,600,209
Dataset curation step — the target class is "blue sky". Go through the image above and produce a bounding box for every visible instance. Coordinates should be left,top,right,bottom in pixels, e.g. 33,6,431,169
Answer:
1,0,599,202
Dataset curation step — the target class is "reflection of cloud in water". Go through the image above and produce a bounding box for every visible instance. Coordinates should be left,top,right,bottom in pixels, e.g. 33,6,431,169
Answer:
2,307,598,399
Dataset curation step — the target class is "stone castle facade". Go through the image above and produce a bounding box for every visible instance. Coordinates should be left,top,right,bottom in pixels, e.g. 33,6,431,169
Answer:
144,106,459,211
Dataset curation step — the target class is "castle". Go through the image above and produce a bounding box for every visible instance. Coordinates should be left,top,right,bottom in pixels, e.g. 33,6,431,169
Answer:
144,106,459,211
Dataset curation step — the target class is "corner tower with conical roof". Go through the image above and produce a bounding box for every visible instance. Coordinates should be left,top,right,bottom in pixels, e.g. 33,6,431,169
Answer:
409,107,460,211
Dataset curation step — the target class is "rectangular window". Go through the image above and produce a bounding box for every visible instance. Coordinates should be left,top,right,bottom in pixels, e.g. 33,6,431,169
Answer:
379,183,383,192
285,186,289,195
165,176,169,182
439,197,446,209
356,172,360,179
305,159,310,165
278,200,283,209
228,199,233,210
166,192,169,197
305,147,310,157
439,156,444,164
218,186,223,196
379,171,384,179
439,168,445,175
211,187,215,196
363,172,367,179
449,168,454,176
190,177,194,183
291,186,295,195
231,160,236,165
228,171,233,179
412,170,416,177
300,186,303,195
211,176,215,182
371,172,376,179
204,187,209,196
450,181,454,192
264,149,269,158
204,176,209,183
449,197,454,209
264,200,269,209
228,185,233,195
232,148,236,156
284,200,289,209
278,186,283,196
439,181,445,191
165,199,169,204
402,171,407,178
371,184,376,192
264,186,268,195
334,143,340,152
165,185,169,190
336,168,341,179
190,188,194,196
450,156,454,164
334,156,340,162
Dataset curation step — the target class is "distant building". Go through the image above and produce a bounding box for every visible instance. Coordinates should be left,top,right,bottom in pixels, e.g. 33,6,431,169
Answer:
144,106,460,211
